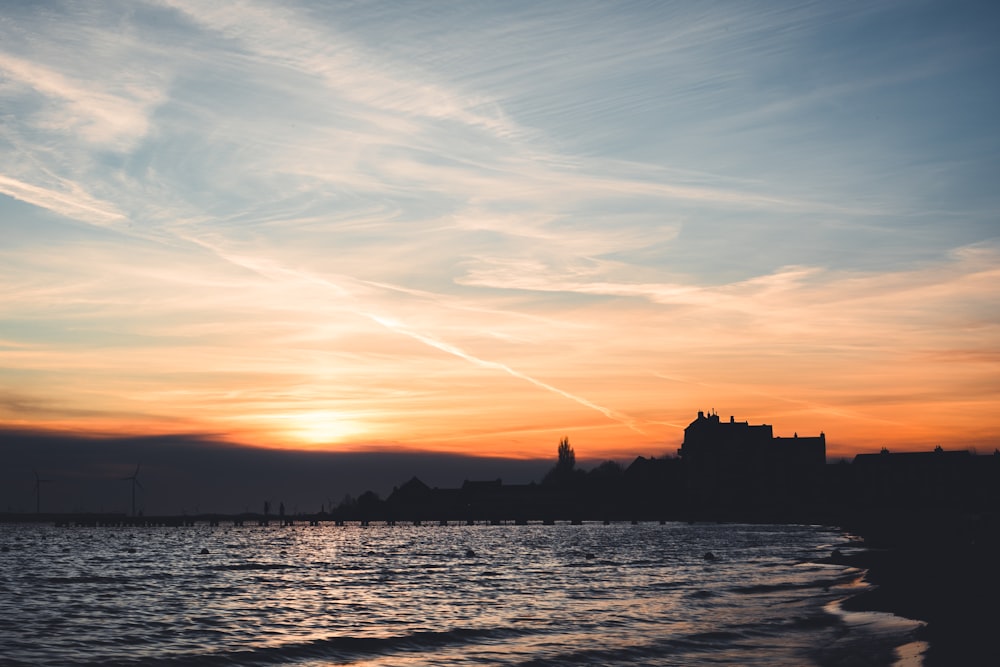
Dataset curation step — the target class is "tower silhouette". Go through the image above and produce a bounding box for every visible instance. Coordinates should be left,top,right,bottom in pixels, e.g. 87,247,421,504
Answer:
33,469,52,514
121,464,143,516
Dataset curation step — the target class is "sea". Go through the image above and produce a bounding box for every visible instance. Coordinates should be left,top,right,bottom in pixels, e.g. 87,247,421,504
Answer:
0,522,926,666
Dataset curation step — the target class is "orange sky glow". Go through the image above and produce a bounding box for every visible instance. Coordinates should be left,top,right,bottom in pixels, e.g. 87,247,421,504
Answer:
4,239,997,462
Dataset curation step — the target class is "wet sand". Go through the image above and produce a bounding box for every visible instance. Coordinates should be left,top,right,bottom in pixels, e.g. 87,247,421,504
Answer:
838,509,999,666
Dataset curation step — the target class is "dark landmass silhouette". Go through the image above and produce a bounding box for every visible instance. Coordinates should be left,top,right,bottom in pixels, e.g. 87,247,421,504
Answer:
841,515,999,666
0,428,552,515
2,411,998,665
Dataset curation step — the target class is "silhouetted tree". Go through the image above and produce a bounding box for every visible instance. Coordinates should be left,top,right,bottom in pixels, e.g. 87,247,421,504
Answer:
544,437,580,486
558,437,575,470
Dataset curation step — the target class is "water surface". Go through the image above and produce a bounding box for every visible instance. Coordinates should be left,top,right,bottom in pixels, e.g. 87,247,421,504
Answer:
0,522,924,666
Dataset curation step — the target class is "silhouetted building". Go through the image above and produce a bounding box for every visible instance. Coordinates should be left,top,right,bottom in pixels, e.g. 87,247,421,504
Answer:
621,456,684,519
391,476,432,504
851,448,976,509
678,410,826,508
336,413,995,524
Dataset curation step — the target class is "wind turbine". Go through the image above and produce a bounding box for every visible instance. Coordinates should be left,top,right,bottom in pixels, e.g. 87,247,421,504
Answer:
33,469,53,514
122,464,143,516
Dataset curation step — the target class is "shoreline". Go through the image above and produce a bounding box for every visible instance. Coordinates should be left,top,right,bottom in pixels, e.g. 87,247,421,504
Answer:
836,509,999,666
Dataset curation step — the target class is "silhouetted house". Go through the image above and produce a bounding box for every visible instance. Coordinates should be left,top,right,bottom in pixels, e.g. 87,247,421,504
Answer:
501,483,547,522
678,410,826,508
391,476,432,503
355,489,384,520
386,476,434,520
430,487,463,519
454,480,549,522
974,451,1000,508
460,479,505,521
851,448,975,509
622,456,684,519
461,478,503,495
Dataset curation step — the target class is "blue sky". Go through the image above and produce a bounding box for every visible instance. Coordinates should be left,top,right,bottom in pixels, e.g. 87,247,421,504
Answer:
1,1,998,458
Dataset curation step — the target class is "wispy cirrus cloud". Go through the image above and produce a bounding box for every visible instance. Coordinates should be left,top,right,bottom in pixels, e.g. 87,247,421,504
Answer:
158,0,519,137
0,52,164,149
0,174,125,227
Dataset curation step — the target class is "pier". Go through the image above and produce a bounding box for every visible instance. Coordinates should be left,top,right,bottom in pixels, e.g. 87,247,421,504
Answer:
2,511,675,528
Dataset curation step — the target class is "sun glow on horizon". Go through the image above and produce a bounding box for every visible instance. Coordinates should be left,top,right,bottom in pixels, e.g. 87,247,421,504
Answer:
235,411,370,448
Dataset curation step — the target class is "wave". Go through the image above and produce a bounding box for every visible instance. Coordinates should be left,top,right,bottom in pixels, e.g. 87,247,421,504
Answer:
34,573,176,585
686,588,717,599
77,626,537,667
39,575,125,585
204,562,298,572
507,629,755,666
730,577,846,595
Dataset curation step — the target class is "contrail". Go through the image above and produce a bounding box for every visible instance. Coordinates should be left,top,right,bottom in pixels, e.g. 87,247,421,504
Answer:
184,234,645,435
369,315,646,435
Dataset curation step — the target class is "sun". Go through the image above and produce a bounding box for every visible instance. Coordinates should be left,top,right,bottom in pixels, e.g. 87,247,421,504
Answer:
282,410,368,446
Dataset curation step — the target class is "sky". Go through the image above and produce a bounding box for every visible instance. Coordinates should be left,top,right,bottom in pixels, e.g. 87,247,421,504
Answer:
2,0,999,481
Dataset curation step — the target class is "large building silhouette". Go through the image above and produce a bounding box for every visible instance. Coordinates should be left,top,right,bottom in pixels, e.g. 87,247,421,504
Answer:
678,410,826,506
